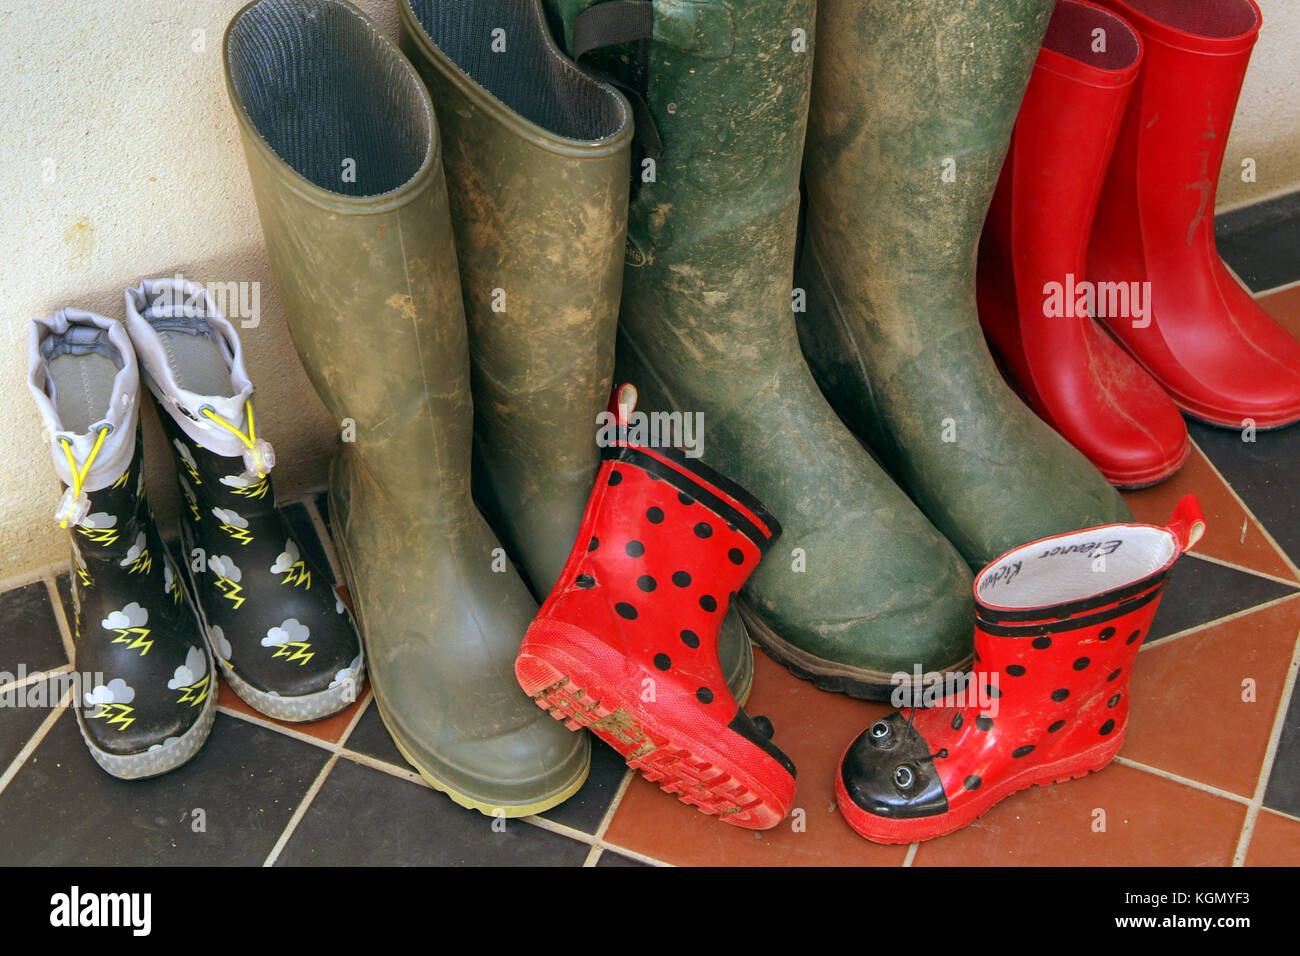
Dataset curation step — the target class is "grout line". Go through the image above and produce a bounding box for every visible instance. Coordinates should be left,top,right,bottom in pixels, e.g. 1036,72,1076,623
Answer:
592,767,635,842
0,685,73,797
0,663,72,695
1185,550,1300,589
0,558,73,595
302,497,343,586
582,844,604,867
518,813,599,847
902,843,919,867
216,704,338,752
1111,756,1252,806
337,747,432,788
1139,591,1300,654
587,837,672,867
43,574,76,664
1231,612,1300,866
1191,436,1300,583
1254,276,1300,297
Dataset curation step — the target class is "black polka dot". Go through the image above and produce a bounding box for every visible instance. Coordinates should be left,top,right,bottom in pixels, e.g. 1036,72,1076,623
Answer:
636,574,657,592
615,602,637,620
693,522,713,539
1107,668,1122,682
608,469,623,485
678,492,694,506
588,536,599,552
1073,656,1091,671
1099,719,1116,736
696,687,714,704
728,547,744,565
1107,693,1121,708
625,540,645,558
963,775,982,791
1006,664,1026,677
1126,629,1141,645
985,684,1002,699
680,629,700,648
575,574,595,589
699,594,717,612
672,570,691,587
1012,745,1035,758
975,715,994,732
1032,636,1052,650
1051,688,1070,702
935,748,949,759
1048,719,1066,733
646,507,664,524
653,653,670,671
1099,627,1116,642
951,712,963,730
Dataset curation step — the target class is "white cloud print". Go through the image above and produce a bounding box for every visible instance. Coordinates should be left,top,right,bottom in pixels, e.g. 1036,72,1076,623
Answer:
173,439,198,471
168,646,208,689
263,618,310,648
118,531,147,567
211,506,248,528
82,511,117,530
219,470,258,489
101,602,148,631
85,677,135,708
207,555,241,582
270,540,300,575
209,624,232,661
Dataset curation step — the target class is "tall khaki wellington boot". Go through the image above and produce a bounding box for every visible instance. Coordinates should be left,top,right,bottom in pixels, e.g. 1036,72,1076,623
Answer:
545,0,974,699
797,0,1133,570
398,0,757,704
224,0,588,814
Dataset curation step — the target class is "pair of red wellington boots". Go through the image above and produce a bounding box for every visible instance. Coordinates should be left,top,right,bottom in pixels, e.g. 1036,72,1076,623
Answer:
837,494,1205,842
979,0,1300,488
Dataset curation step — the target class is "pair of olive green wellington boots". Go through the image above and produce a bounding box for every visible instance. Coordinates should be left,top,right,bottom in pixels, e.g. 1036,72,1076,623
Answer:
224,0,1128,815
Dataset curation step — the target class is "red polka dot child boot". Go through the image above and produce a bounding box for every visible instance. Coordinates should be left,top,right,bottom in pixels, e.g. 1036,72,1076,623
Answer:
836,494,1206,843
516,386,796,829
29,308,217,778
123,278,364,722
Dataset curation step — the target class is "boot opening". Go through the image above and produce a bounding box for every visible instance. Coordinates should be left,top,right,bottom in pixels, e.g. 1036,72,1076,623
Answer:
976,524,1176,609
405,0,627,142
1044,2,1140,71
226,0,433,196
40,324,124,433
126,285,237,399
1120,0,1259,39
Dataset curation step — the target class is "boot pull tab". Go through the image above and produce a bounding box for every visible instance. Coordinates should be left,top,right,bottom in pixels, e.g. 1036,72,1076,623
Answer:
608,382,638,430
1166,494,1206,553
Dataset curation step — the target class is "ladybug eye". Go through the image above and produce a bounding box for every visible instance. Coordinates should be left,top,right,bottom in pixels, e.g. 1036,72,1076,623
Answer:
869,720,891,740
894,765,914,789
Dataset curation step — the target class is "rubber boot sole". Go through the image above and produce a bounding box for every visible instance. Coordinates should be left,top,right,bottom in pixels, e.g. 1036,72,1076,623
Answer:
738,600,974,702
517,638,794,830
836,730,1125,843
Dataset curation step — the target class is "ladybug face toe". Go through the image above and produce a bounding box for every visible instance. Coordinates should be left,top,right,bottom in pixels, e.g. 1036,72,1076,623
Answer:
840,712,949,820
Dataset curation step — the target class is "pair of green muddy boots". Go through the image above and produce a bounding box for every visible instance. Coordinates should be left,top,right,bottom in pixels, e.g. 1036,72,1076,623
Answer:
225,0,1129,815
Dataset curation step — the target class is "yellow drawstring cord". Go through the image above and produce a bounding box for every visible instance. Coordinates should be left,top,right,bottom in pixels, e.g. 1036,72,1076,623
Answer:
57,426,110,528
201,400,273,477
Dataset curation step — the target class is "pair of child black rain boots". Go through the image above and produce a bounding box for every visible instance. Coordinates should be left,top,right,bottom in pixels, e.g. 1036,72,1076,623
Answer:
27,278,364,778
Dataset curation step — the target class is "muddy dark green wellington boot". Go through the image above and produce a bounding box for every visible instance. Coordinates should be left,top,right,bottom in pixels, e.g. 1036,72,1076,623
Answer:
28,309,217,779
545,0,974,699
224,0,588,814
123,278,365,722
399,0,756,705
796,0,1133,570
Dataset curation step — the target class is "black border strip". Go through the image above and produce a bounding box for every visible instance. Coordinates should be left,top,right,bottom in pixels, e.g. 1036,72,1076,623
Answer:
976,582,1165,637
603,444,781,551
977,567,1172,623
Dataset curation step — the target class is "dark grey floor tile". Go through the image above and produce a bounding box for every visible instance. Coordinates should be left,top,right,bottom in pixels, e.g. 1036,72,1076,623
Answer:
539,738,628,833
0,582,67,676
1146,554,1298,644
1217,190,1300,293
596,850,651,867
1189,422,1300,568
0,710,327,865
342,699,405,767
1264,678,1300,819
277,758,589,866
0,678,59,771
280,502,334,584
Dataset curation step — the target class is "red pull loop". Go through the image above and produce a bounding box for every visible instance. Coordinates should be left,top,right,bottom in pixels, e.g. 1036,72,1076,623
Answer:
1166,494,1206,553
607,382,638,430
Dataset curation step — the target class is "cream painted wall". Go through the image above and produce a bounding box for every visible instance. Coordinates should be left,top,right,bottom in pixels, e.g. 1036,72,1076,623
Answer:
0,0,1296,581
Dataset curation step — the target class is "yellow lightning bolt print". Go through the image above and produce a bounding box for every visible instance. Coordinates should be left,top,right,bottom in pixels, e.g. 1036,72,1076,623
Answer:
76,564,93,588
175,673,211,707
78,525,119,546
111,626,154,656
232,476,271,500
126,548,153,576
219,522,254,546
214,575,246,610
89,703,136,731
111,470,131,490
273,641,315,666
281,561,312,589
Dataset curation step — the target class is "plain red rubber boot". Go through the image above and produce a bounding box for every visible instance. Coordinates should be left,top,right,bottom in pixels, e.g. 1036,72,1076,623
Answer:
1088,0,1300,429
978,0,1189,488
836,494,1205,843
516,386,796,829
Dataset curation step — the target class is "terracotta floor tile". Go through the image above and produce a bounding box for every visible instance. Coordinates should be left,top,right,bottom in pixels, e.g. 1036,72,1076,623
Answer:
216,673,370,745
1243,810,1300,866
1124,596,1300,796
1260,285,1300,340
912,762,1244,866
1123,444,1298,584
602,649,909,866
